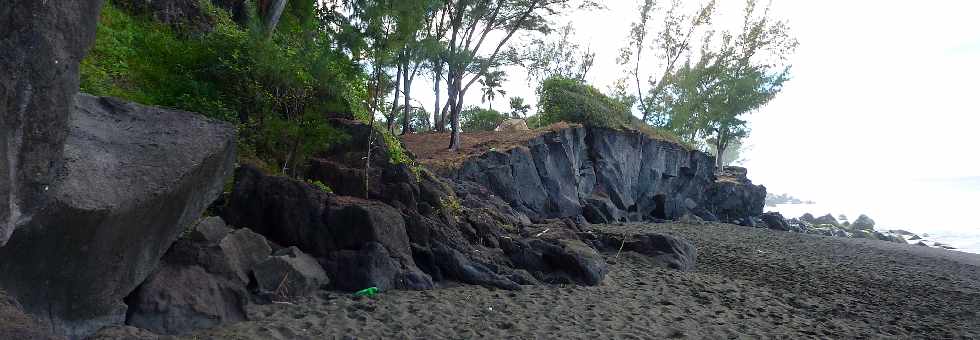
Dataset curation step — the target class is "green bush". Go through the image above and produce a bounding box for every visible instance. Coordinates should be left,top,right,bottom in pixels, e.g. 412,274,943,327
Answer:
80,1,369,176
460,106,507,132
536,76,631,128
535,76,691,148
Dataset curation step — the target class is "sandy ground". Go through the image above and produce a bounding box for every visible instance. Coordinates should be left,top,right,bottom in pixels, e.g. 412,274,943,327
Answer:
183,222,980,339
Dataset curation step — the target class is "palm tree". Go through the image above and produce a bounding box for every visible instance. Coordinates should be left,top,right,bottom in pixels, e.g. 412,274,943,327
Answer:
479,70,507,110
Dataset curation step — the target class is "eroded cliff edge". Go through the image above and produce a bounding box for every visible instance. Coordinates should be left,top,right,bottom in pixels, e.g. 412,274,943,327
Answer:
407,126,766,225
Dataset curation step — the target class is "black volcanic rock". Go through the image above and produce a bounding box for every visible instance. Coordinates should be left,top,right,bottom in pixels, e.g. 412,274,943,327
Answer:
223,165,433,291
453,127,738,223
852,214,876,231
760,212,792,232
0,94,235,337
704,166,767,223
814,214,840,227
0,0,102,246
592,232,697,271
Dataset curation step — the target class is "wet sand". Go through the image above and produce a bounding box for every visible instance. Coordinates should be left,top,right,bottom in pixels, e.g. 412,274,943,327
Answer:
184,222,980,339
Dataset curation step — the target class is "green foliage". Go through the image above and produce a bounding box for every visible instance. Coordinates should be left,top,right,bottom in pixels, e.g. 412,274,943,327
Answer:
508,97,531,118
657,0,797,164
80,1,369,176
306,179,334,193
438,195,462,219
514,23,595,84
460,107,507,132
394,106,432,133
536,76,631,128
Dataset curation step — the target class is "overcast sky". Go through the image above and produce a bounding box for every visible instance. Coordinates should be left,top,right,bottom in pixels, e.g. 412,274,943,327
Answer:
416,0,980,200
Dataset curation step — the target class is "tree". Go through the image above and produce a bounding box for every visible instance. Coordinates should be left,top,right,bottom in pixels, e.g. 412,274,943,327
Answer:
479,69,507,109
616,0,716,125
660,0,797,167
442,0,592,150
508,96,531,118
460,106,507,131
515,23,595,84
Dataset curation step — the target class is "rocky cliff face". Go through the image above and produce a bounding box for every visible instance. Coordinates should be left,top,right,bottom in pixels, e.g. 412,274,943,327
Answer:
453,126,755,224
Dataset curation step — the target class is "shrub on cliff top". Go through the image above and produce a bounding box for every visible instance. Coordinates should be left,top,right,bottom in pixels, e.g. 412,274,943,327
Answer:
537,76,631,129
535,76,691,148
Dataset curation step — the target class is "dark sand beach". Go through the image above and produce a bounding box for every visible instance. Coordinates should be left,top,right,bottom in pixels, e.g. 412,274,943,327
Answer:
183,222,980,339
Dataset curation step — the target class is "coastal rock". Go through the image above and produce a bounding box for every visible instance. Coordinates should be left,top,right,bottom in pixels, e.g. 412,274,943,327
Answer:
799,213,816,223
851,214,876,230
454,127,721,223
223,165,432,291
704,167,767,223
0,0,102,247
814,214,840,227
253,247,329,299
593,232,697,271
126,219,270,335
124,265,247,336
0,94,235,337
760,212,792,232
218,228,272,284
502,238,608,285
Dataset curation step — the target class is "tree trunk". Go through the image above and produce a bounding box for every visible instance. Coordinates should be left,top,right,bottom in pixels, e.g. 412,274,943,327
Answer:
448,71,465,150
387,62,402,134
433,65,443,132
264,0,288,36
401,62,413,135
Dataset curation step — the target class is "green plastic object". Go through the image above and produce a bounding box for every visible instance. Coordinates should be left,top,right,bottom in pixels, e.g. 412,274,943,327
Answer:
353,287,379,297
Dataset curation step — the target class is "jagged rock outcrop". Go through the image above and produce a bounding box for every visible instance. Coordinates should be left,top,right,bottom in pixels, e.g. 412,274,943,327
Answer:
223,120,704,293
453,127,721,224
0,94,235,338
704,166,767,223
125,218,265,335
0,0,103,246
224,165,435,291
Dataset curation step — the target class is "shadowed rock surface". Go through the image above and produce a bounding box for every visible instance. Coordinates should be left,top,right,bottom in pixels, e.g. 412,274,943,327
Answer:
0,289,64,340
452,127,718,223
0,0,103,246
0,94,235,338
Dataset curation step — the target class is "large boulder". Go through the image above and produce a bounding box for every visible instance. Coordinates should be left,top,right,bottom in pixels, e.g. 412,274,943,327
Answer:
223,165,432,291
594,232,697,271
814,214,840,227
851,214,876,231
124,265,248,336
0,0,102,246
760,212,792,232
704,166,767,223
0,94,235,337
126,218,268,335
501,238,608,285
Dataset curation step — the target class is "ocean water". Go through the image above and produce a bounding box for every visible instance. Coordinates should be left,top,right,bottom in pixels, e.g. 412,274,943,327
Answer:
767,178,980,254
